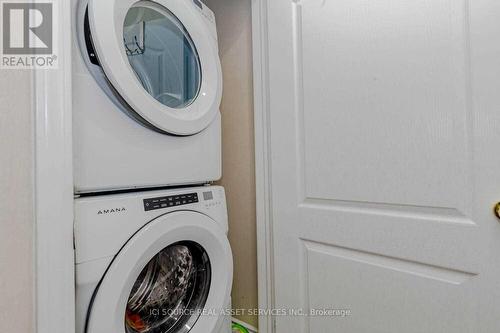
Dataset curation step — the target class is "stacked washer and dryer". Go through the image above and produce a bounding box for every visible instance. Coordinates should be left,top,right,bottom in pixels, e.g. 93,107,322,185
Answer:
71,1,233,333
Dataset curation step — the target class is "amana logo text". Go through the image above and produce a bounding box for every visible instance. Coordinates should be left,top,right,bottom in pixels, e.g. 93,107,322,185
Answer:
97,207,127,215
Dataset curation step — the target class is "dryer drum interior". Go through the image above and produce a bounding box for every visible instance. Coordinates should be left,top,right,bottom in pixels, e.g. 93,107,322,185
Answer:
125,241,211,333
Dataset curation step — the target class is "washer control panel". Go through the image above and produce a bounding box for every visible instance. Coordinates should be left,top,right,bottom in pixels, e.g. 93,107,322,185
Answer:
144,193,199,212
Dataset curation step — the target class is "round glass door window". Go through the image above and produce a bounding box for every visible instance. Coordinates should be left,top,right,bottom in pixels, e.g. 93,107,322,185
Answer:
125,241,211,333
123,3,202,109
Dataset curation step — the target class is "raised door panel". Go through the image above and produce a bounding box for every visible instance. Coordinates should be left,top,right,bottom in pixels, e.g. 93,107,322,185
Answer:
299,0,471,211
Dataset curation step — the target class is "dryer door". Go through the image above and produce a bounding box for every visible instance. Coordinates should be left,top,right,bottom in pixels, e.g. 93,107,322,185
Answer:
87,0,222,136
86,211,232,333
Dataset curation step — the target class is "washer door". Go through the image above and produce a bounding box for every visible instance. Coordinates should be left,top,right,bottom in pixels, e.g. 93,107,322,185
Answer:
86,211,232,333
87,0,222,135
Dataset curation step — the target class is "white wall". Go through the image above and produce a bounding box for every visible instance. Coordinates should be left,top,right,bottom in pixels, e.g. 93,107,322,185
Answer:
0,71,34,333
203,0,258,328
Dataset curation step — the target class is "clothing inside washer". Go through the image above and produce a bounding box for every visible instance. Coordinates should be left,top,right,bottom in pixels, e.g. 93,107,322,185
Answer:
125,241,211,333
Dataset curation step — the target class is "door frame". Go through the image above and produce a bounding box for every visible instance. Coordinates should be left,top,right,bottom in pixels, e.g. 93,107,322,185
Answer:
32,0,75,332
252,0,275,332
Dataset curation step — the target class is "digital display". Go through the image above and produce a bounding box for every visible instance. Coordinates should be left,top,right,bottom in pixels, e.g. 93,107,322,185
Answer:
144,193,198,211
203,191,214,201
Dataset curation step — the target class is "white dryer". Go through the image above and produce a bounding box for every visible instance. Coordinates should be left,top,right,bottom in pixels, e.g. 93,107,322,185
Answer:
75,186,233,333
72,0,223,193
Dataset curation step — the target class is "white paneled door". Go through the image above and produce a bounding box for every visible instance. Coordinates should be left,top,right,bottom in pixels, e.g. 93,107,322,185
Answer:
263,0,500,331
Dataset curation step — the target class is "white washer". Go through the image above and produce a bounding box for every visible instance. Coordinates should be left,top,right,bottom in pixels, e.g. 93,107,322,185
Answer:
75,186,233,333
72,0,223,193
